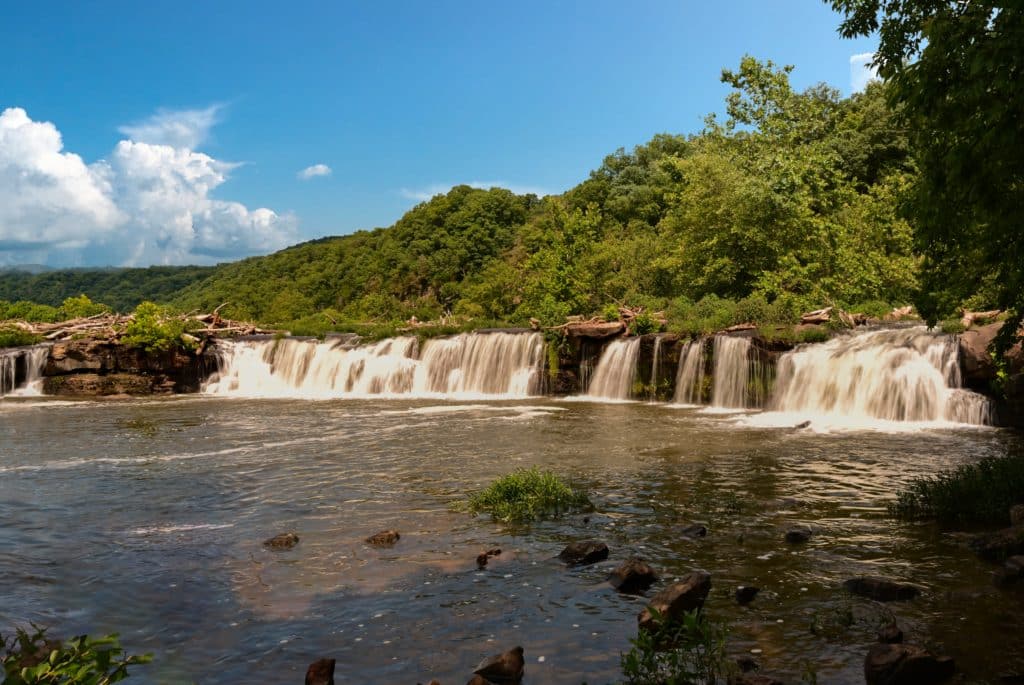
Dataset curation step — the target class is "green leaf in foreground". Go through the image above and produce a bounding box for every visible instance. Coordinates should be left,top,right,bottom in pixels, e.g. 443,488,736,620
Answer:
463,467,591,523
1,625,151,684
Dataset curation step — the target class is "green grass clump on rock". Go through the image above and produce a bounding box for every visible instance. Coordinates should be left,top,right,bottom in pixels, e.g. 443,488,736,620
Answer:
464,467,591,523
891,454,1024,527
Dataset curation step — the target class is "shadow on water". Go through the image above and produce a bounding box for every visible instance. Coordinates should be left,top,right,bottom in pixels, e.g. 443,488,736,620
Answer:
0,397,1022,683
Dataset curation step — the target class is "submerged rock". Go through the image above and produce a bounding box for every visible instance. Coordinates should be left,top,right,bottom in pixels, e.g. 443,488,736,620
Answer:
735,655,759,672
558,540,608,566
473,645,524,683
735,585,760,605
1011,504,1024,527
966,525,1024,561
609,557,658,594
476,548,502,568
365,530,400,546
844,576,920,602
638,571,712,632
305,657,335,685
864,643,955,685
994,555,1024,586
878,621,904,644
680,523,708,538
785,525,812,543
263,532,299,550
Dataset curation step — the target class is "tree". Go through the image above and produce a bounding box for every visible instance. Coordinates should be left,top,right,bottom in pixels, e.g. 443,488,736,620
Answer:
830,0,1024,348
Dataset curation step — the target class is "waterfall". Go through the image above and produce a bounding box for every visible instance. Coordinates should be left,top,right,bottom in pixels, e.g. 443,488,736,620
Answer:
771,327,992,424
0,345,49,397
649,336,663,400
674,338,706,405
587,338,640,400
203,331,545,399
711,336,752,408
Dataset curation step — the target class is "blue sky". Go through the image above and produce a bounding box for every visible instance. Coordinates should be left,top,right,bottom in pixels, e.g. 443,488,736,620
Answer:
0,1,877,267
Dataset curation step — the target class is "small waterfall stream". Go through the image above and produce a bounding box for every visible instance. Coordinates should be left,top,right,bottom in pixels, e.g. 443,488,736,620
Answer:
649,336,663,401
674,338,706,405
586,338,641,400
203,331,545,399
711,336,753,408
0,345,49,397
771,327,992,424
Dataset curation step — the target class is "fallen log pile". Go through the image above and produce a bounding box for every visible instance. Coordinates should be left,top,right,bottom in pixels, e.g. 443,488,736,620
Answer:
5,308,280,343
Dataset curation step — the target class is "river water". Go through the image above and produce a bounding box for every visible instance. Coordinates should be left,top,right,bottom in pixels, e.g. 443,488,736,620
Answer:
1,395,1022,683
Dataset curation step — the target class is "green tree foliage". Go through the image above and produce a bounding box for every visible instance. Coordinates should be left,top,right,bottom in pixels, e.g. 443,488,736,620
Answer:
58,295,109,320
2,626,151,684
121,302,192,353
830,0,1024,347
0,266,215,312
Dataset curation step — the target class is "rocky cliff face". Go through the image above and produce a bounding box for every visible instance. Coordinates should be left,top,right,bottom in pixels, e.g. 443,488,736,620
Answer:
957,322,1024,427
42,339,214,396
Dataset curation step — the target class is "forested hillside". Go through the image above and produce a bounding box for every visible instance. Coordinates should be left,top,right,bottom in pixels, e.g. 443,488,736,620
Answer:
3,57,992,336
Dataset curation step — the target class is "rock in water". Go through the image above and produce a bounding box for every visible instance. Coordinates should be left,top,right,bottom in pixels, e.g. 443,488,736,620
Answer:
864,643,955,684
844,576,920,602
680,523,707,538
609,557,658,594
558,540,608,565
735,585,760,605
473,645,524,683
878,621,904,644
305,658,335,685
1011,504,1024,526
263,532,299,550
638,571,712,632
785,525,812,543
366,530,400,546
731,675,785,685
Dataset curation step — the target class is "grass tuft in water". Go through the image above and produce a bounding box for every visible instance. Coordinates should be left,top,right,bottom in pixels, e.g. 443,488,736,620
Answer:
891,454,1024,527
620,608,730,685
463,467,591,523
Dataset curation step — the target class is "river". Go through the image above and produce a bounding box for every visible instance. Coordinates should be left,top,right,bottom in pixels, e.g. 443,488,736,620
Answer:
1,395,1021,683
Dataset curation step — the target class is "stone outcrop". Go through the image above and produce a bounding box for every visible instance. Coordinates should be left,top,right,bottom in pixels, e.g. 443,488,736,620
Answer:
843,577,920,602
41,339,212,396
472,646,524,684
558,540,608,566
638,571,712,632
864,643,955,685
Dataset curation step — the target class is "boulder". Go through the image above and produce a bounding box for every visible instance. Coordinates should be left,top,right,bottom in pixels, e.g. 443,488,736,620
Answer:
558,540,608,566
365,530,400,546
263,532,299,550
1011,504,1024,527
305,658,335,685
473,645,524,684
638,571,712,632
864,643,955,685
966,525,1024,561
843,577,920,602
877,621,904,644
608,557,658,594
959,322,1024,385
735,585,760,605
785,525,812,544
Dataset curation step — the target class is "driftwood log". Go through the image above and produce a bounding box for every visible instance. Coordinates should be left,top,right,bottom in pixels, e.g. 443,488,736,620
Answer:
961,309,1002,329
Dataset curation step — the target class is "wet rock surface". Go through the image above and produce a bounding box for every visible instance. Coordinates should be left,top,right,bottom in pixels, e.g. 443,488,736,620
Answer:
366,530,401,546
305,658,335,685
843,576,920,602
863,643,955,685
965,525,1024,561
735,585,760,605
472,645,524,684
608,557,658,594
784,525,812,543
263,532,299,550
638,571,712,631
558,540,608,566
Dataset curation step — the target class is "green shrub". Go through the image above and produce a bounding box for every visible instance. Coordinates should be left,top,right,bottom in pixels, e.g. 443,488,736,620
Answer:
602,303,622,322
620,608,730,685
939,319,966,335
122,302,193,353
629,312,658,335
1,625,151,684
0,327,42,348
891,455,1024,527
463,467,591,522
58,295,109,320
846,300,892,319
796,327,831,344
0,301,61,323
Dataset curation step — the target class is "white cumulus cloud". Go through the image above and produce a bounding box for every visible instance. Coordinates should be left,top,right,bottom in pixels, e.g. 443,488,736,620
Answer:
400,180,551,202
118,105,223,150
0,106,297,266
850,52,879,93
298,163,332,180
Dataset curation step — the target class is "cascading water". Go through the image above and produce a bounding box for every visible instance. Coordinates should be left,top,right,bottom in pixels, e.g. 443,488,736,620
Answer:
202,331,545,399
0,345,49,397
711,336,753,408
649,336,663,401
586,338,641,400
771,327,992,424
674,338,706,405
